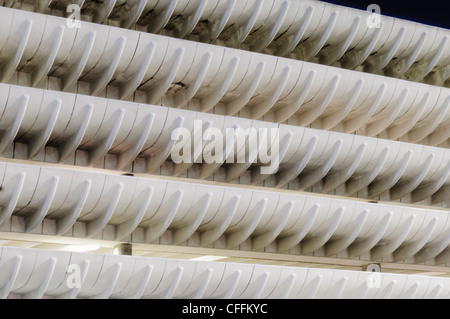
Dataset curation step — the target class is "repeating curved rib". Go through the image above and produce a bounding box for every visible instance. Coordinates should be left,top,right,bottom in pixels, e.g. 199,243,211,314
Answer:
226,61,266,116
341,24,382,70
226,198,267,249
276,136,319,188
393,217,438,261
408,96,450,143
144,190,184,243
0,94,29,155
119,42,156,100
28,99,62,160
1,19,32,82
117,113,154,170
390,154,435,200
174,0,208,39
121,0,148,29
147,47,185,105
221,270,242,299
172,192,212,244
323,143,367,193
249,271,270,299
321,79,363,130
146,0,179,33
252,201,293,250
320,17,361,66
411,160,450,202
0,255,22,299
23,257,57,299
343,83,387,134
31,25,65,87
55,260,90,299
386,31,427,78
163,266,183,299
277,204,319,253
200,56,239,112
173,52,213,108
200,195,240,247
251,65,292,120
249,0,289,53
55,179,92,235
369,150,413,198
24,176,60,232
365,27,406,73
347,212,393,258
346,146,391,196
92,0,116,24
202,0,237,43
91,262,122,299
61,31,96,91
302,11,338,60
303,275,323,299
274,70,316,123
387,92,431,140
115,186,154,240
297,139,343,190
301,207,344,254
58,104,94,163
88,108,125,166
325,209,369,256
86,183,123,238
370,214,416,260
406,36,449,82
275,5,314,57
366,88,409,137
229,0,263,47
90,36,126,96
0,189,449,288
0,172,26,225
192,268,213,299
414,234,450,263
297,75,341,126
146,116,184,173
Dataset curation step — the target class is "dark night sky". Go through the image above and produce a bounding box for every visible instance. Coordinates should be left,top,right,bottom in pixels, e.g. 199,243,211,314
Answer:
322,0,450,29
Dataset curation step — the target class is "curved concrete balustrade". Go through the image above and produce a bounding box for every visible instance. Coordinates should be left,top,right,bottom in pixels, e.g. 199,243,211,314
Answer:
0,247,449,299
0,161,449,263
3,0,450,86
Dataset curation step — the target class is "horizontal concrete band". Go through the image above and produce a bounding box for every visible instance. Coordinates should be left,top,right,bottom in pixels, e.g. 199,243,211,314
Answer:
4,0,450,86
0,246,449,299
0,161,449,263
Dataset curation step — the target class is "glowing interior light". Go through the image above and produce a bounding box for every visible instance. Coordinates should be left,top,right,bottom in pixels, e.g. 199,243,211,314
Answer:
61,245,100,253
190,255,228,262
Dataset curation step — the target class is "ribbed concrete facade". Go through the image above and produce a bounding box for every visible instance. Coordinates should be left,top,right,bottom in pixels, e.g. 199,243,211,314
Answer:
0,0,448,299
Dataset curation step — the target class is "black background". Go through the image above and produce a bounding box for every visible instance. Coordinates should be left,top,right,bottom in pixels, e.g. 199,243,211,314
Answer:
322,0,450,29
0,298,430,317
